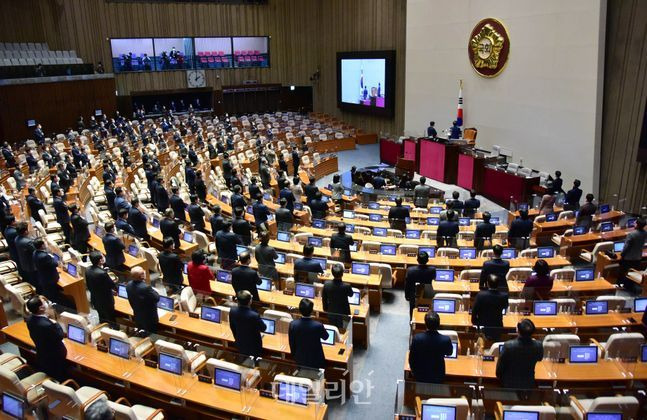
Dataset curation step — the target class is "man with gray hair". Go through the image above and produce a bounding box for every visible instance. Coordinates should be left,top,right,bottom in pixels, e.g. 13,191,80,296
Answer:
126,266,159,335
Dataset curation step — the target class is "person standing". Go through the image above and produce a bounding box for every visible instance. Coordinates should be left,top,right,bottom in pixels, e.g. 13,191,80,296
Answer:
275,198,294,232
254,231,279,281
496,319,543,389
288,298,329,369
413,177,432,209
229,290,266,357
70,204,90,253
474,211,496,250
388,197,410,233
472,275,509,341
158,237,184,293
170,186,187,222
126,266,160,335
404,251,436,318
187,250,214,296
427,121,437,138
231,251,262,302
479,244,510,291
618,218,647,295
330,222,354,263
508,209,533,250
85,251,117,326
102,222,126,270
187,195,206,233
160,208,181,249
575,194,597,230
322,265,353,328
52,189,71,244
408,311,454,383
32,239,67,307
563,179,583,211
15,222,38,291
215,221,242,270
127,198,150,241
26,296,67,380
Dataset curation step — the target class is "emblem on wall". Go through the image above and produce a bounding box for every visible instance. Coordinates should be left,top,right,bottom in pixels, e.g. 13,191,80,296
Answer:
468,18,510,77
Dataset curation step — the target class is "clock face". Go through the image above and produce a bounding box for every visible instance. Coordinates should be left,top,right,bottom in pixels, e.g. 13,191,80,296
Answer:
187,70,206,88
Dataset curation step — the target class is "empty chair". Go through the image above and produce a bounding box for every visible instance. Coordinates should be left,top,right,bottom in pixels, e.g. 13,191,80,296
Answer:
436,247,459,258
550,268,575,281
59,312,108,345
459,269,481,282
399,244,419,256
42,379,107,420
273,374,322,403
387,229,403,238
569,395,638,420
519,248,537,258
558,210,574,220
370,262,393,289
593,332,644,359
361,241,381,254
552,298,576,313
596,295,630,311
179,287,216,314
99,328,153,359
506,268,533,282
580,241,614,263
543,334,580,360
0,364,48,405
496,403,555,420
108,398,165,420
507,299,526,313
153,339,207,374
293,232,312,245
417,397,470,420
205,358,261,389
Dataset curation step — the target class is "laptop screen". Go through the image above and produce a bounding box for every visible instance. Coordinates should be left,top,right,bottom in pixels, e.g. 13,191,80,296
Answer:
537,247,555,258
128,245,139,257
117,284,128,298
348,291,361,305
490,217,500,225
421,404,456,420
369,214,383,222
613,241,625,252
501,248,516,259
214,368,242,391
294,202,303,211
633,298,647,313
427,217,440,225
599,204,610,214
585,414,622,420
307,237,323,247
569,345,598,363
405,230,421,239
236,245,247,256
321,327,336,345
459,248,477,259
258,277,272,291
67,324,86,344
342,210,355,219
263,193,272,201
575,269,595,281
220,195,229,204
380,244,397,255
109,338,130,359
312,219,326,229
545,213,557,222
573,226,588,235
274,252,286,264
599,221,614,232
345,224,355,233
261,318,275,334
311,258,327,271
586,300,608,315
1,393,24,420
373,227,387,237
445,342,458,359
183,263,188,275
157,296,174,311
183,232,193,243
52,253,60,264
433,299,456,313
642,344,647,362
533,301,557,316
277,381,309,406
627,218,637,228
159,353,182,375
351,262,370,276
344,189,353,196
368,202,380,209
418,247,436,258
216,270,232,283
436,269,455,282
502,411,539,420
295,283,315,299
67,263,77,277
518,203,529,212
430,207,442,214
246,205,253,215
95,225,105,238
458,217,471,226
277,231,291,242
152,218,160,228
201,306,221,323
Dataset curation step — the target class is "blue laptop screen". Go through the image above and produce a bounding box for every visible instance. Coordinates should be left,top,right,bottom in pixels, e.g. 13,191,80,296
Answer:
537,247,555,258
490,217,500,225
216,270,232,283
236,245,247,256
311,257,327,270
152,218,160,228
321,328,336,345
419,247,436,258
569,345,598,363
348,291,360,305
295,283,315,299
613,241,625,252
501,248,516,259
433,299,456,313
421,404,456,420
183,232,193,243
277,231,291,242
546,213,557,222
380,244,397,255
642,344,647,362
67,263,77,277
258,277,272,291
373,227,387,236
307,237,323,247
427,217,440,225
368,202,380,209
533,301,557,315
261,318,275,334
576,269,594,281
277,381,308,406
436,269,455,282
502,411,539,420
445,342,458,359
157,296,174,311
430,207,442,214
118,284,128,298
159,353,182,375
1,393,24,420
109,338,130,359
458,217,470,226
586,414,622,420
351,262,370,275
599,204,610,214
573,226,587,235
312,219,326,229
67,324,86,344
459,248,476,259
585,300,608,315
201,306,221,323
342,210,355,219
128,245,139,257
345,224,355,233
369,214,383,222
274,252,286,264
600,222,614,232
215,368,242,391
405,230,421,239
633,298,647,313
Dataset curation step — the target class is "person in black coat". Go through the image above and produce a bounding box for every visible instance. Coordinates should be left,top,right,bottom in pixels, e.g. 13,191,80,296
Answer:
215,222,242,270
52,189,71,244
187,194,206,232
322,265,353,328
474,211,496,250
231,251,262,302
3,216,19,264
116,208,136,236
304,176,318,205
472,275,509,341
127,198,149,241
230,185,247,211
404,251,436,318
104,180,117,218
229,290,266,357
508,210,534,249
126,266,160,335
232,207,253,246
275,198,294,232
248,177,261,202
330,223,354,263
291,148,300,175
169,187,187,222
388,197,410,233
294,245,324,283
209,205,226,236
14,222,38,290
185,162,196,195
155,177,169,212
195,171,207,202
479,245,510,291
26,187,46,220
26,296,67,380
32,239,67,307
69,204,90,253
102,222,126,270
160,208,181,249
309,192,329,220
158,237,184,293
496,319,544,389
563,179,582,211
437,210,459,247
85,251,117,326
408,311,453,383
463,190,480,218
288,298,329,369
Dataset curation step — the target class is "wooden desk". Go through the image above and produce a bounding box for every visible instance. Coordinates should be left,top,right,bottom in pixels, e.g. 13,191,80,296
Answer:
418,139,461,185
559,228,631,260
2,322,327,420
533,219,574,245
58,269,91,313
88,233,149,281
482,167,539,207
430,278,616,297
310,137,355,153
147,224,199,256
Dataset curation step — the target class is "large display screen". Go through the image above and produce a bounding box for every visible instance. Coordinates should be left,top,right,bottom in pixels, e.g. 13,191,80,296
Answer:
337,50,395,117
195,37,233,69
232,36,270,68
153,37,194,70
110,38,155,72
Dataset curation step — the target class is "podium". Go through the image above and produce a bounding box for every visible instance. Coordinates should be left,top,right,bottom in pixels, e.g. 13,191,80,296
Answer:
396,157,415,177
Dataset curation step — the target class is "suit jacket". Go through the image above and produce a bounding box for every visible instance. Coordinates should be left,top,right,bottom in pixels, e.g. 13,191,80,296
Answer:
288,317,328,369
26,315,67,372
70,213,90,244
322,280,353,315
408,331,453,383
437,221,459,240
85,265,116,313
279,189,296,211
388,205,410,221
405,264,436,302
231,193,246,211
471,289,509,340
32,250,59,289
53,197,70,225
102,233,125,268
116,218,136,236
4,226,19,263
231,265,262,301
126,280,160,332
26,194,45,219
496,337,543,388
170,194,187,221
475,222,495,240
215,230,242,262
104,187,116,213
127,207,148,239
463,198,480,217
15,235,36,273
479,259,510,291
158,251,184,289
252,202,270,225
160,218,181,248
576,202,597,230
508,218,533,239
229,305,266,357
156,185,170,210
309,200,329,220
232,217,252,245
304,184,319,204
187,204,205,229
209,215,225,236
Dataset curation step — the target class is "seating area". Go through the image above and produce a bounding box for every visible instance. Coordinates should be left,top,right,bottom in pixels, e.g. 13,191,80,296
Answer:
0,42,83,66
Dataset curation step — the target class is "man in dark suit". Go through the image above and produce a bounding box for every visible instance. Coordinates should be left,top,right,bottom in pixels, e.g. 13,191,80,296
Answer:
294,245,324,283
279,183,296,212
479,244,510,291
116,208,136,236
463,190,480,218
496,319,543,389
26,296,67,380
158,237,184,293
26,187,46,220
388,197,410,233
330,222,354,263
185,162,196,195
231,251,262,302
169,187,187,222
3,216,19,264
114,187,131,213
187,194,206,233
474,211,496,250
85,251,117,326
52,188,71,244
291,148,300,175
69,204,90,253
472,275,509,341
32,239,67,307
155,177,169,212
275,198,294,232
252,196,270,231
104,180,117,218
229,290,266,357
449,121,461,139
446,191,464,212
215,221,242,270
248,177,261,203
126,266,160,335
102,222,126,270
563,179,582,211
160,208,181,249
508,210,534,249
575,193,597,230
322,265,353,328
309,191,329,220
304,176,319,206
127,198,149,241
209,205,226,236
408,311,454,383
288,298,329,369
233,207,253,245
231,185,247,211
427,121,437,138
437,210,459,247
405,251,436,318
15,222,38,290
549,170,564,195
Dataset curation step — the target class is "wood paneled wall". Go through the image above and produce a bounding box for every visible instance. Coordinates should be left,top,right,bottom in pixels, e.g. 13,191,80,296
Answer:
599,0,647,214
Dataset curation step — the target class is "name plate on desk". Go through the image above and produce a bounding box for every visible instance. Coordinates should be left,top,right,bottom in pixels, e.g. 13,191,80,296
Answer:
198,374,212,384
97,343,108,353
417,306,430,312
144,359,158,369
283,290,293,296
188,312,199,319
482,355,495,362
259,389,274,399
